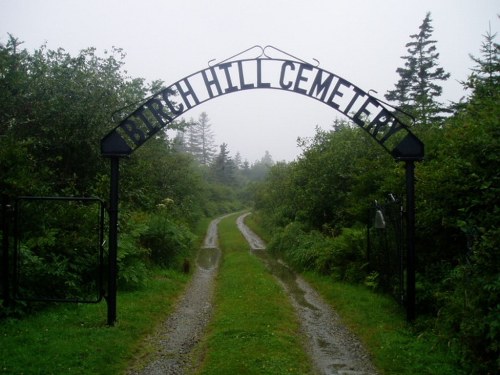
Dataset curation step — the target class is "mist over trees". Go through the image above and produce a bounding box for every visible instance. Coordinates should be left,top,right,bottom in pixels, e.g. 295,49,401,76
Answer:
174,112,217,165
1,11,498,373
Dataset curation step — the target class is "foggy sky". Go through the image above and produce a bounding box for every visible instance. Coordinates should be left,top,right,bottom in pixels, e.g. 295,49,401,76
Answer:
1,0,498,162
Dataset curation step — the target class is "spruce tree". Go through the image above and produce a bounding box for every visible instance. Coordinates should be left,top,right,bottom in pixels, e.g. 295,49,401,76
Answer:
183,112,216,165
212,142,236,185
465,26,500,97
386,12,450,127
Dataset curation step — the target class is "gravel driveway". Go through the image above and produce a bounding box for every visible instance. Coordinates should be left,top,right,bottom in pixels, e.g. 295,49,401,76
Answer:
128,213,378,375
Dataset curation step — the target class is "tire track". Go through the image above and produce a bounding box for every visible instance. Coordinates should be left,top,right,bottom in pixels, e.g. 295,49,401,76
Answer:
236,212,378,375
127,216,225,375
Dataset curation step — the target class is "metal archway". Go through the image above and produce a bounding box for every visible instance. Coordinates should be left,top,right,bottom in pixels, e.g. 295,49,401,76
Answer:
101,46,423,325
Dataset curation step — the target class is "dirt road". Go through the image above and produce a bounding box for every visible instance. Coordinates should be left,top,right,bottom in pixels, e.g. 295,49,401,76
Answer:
128,213,378,375
127,217,224,375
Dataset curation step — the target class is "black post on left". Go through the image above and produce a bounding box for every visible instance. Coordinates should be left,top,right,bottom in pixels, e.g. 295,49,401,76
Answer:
107,157,120,326
1,195,10,307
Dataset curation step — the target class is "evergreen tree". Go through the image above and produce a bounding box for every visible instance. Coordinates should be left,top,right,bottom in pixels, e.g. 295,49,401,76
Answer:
211,142,236,185
234,151,242,169
172,130,188,153
464,26,500,97
192,112,216,165
385,12,450,126
260,150,274,167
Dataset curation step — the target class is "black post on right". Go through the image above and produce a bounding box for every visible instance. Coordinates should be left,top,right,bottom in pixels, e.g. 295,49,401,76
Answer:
107,157,120,326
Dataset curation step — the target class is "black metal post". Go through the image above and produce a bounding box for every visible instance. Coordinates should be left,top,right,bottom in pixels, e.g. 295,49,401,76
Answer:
405,160,416,321
2,195,10,306
107,157,120,326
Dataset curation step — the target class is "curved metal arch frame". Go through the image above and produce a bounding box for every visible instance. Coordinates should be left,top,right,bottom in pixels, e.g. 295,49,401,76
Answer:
101,50,421,325
101,56,423,161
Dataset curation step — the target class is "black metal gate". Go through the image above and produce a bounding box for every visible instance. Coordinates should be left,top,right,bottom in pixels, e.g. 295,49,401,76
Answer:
367,194,406,305
1,196,106,307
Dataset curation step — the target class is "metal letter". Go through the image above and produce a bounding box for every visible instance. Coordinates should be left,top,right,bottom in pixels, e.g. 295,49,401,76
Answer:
175,79,200,109
256,59,271,88
218,62,239,93
162,90,184,115
147,98,172,126
352,97,378,127
293,64,313,95
135,108,158,132
343,86,365,114
121,119,146,146
379,117,405,144
201,67,224,98
279,61,295,89
238,61,255,90
308,70,334,101
326,77,350,111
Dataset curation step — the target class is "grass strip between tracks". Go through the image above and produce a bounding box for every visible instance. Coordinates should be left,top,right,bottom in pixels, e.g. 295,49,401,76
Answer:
192,213,314,375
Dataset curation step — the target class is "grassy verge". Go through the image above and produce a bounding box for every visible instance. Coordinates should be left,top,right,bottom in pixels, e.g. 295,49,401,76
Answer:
245,213,462,375
193,214,314,374
303,274,462,375
0,268,189,374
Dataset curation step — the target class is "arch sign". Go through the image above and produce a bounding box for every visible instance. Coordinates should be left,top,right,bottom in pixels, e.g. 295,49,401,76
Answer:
101,46,422,325
101,46,423,160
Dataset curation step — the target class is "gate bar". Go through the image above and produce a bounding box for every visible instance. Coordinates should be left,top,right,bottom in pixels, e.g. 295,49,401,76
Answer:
107,157,120,325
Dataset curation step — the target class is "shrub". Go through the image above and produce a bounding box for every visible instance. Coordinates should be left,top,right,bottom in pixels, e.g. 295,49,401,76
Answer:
140,211,195,269
116,212,150,290
268,224,368,282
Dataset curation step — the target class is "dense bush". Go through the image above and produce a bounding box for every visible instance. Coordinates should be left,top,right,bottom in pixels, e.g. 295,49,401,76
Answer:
140,208,195,269
268,223,367,283
14,199,104,301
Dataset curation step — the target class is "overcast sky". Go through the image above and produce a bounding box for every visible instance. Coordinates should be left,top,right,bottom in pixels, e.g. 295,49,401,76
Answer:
1,0,498,163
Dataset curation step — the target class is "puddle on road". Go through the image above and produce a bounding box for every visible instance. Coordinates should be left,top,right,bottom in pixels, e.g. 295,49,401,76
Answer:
253,251,317,311
197,248,221,270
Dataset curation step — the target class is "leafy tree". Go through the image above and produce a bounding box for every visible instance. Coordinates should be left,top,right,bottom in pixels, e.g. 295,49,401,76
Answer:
0,36,150,197
385,12,450,127
254,120,396,232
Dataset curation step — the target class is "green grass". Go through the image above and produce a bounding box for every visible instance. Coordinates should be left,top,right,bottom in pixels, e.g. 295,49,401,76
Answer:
193,214,314,375
302,274,463,374
245,213,462,375
0,268,189,374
